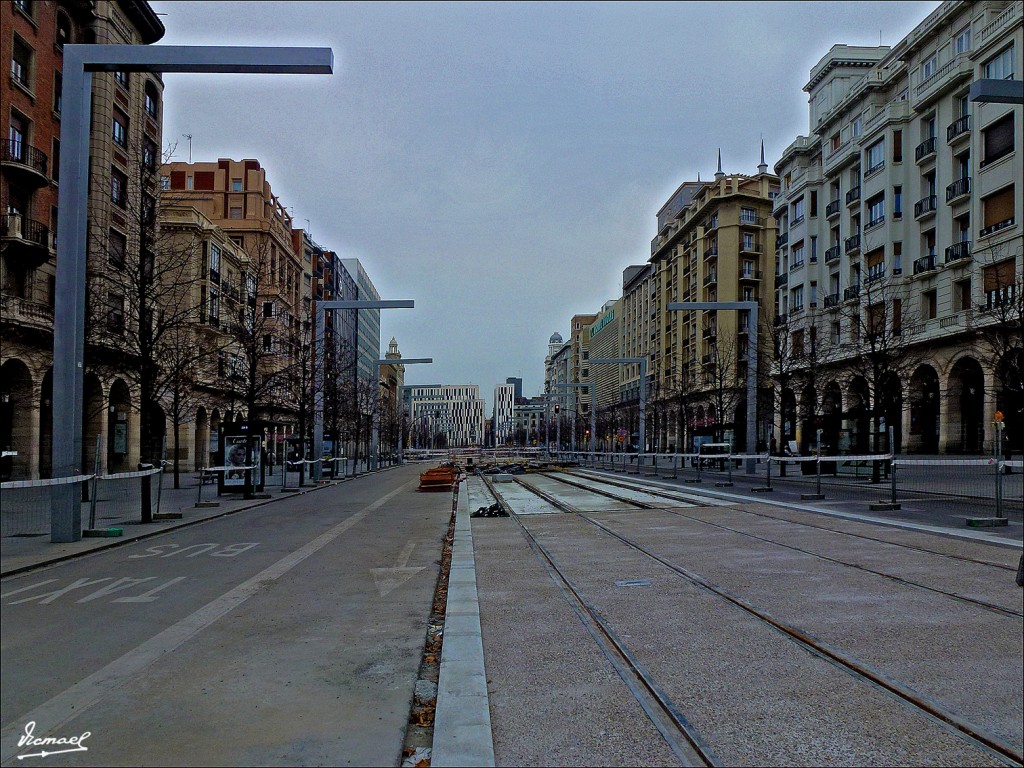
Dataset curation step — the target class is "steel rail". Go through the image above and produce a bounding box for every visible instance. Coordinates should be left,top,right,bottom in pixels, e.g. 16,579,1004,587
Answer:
579,513,1024,767
569,468,1018,572
478,474,718,767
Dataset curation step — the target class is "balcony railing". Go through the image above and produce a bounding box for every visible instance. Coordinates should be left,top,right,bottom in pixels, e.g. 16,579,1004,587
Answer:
867,215,885,229
775,272,788,288
825,199,841,218
824,245,841,264
739,240,762,254
946,176,970,203
0,295,54,328
776,232,789,248
945,241,971,263
739,269,762,281
979,217,1014,238
704,246,719,258
824,292,840,308
843,285,861,301
0,213,50,249
703,273,717,287
915,136,937,162
865,265,886,283
845,186,861,206
914,195,937,218
844,234,861,253
913,254,937,274
947,114,971,143
1,139,48,177
865,161,885,177
740,214,765,227
983,285,1017,311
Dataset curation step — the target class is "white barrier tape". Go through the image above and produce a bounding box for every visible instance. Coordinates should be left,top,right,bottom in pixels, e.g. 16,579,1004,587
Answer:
98,466,165,481
1,474,93,490
768,455,819,463
894,458,996,467
828,454,892,462
1004,460,1023,469
202,465,257,473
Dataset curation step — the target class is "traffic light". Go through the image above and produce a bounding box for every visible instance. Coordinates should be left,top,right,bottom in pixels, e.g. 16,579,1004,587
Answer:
554,404,560,415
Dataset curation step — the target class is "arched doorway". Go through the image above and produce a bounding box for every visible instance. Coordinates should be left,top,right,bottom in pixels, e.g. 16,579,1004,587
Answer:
83,373,105,477
822,382,842,454
39,369,53,478
847,378,870,453
0,359,34,480
909,365,940,454
947,357,984,453
108,379,132,472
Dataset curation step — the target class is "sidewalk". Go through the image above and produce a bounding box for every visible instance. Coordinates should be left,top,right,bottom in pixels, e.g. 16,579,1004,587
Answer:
0,463,392,577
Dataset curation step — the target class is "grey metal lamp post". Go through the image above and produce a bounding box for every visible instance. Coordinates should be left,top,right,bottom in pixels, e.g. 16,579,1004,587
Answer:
312,300,414,481
589,358,648,454
668,301,759,473
50,45,333,542
374,357,431,469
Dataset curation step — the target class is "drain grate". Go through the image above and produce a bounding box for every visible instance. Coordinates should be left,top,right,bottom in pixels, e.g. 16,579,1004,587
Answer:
614,579,652,587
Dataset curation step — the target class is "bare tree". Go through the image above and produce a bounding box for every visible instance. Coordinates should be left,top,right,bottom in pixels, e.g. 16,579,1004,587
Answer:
699,315,745,446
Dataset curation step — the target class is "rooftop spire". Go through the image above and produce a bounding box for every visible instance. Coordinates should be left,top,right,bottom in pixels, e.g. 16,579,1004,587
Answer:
714,148,725,181
757,137,768,175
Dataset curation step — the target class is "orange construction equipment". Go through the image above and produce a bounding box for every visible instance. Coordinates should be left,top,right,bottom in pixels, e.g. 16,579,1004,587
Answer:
419,464,460,491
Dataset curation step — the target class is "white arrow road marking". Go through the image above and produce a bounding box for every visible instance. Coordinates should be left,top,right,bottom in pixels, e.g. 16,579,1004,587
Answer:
371,542,424,596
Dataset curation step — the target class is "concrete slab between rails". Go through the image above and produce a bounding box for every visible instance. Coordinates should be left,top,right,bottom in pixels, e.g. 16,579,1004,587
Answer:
432,483,496,768
577,467,1024,550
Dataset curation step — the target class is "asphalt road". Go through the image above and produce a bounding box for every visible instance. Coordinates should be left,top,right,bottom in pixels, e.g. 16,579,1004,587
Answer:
0,465,451,766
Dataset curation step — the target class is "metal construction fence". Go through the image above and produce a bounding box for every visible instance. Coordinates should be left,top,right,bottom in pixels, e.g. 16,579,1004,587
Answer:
552,451,1024,519
1,465,165,538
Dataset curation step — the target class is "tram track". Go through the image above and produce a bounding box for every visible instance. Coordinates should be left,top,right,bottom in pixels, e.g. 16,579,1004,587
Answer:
567,467,1019,572
532,472,1023,620
485,472,1023,766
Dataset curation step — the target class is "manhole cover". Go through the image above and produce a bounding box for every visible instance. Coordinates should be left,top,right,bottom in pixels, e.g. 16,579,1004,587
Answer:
614,579,652,587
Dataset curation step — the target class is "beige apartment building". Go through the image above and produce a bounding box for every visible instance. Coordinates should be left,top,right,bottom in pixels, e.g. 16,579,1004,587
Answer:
773,0,1022,455
647,158,779,452
1,0,164,480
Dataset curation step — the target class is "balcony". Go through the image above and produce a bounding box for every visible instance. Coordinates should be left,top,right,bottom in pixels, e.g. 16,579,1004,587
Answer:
824,245,841,264
915,137,937,163
0,139,49,189
0,214,51,265
776,232,789,248
865,265,886,284
845,186,861,206
703,273,717,287
864,161,885,179
0,294,54,332
739,240,762,254
824,292,841,309
944,241,971,264
739,214,766,227
844,234,861,254
775,272,788,288
702,326,716,339
704,246,719,259
843,285,861,301
739,269,762,281
773,313,788,327
913,253,937,274
979,217,1014,239
914,195,937,219
982,285,1017,311
947,115,971,144
913,53,973,109
825,199,842,218
945,177,970,203
866,215,885,229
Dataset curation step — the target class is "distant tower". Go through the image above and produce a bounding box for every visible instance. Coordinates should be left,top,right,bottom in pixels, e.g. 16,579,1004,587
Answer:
386,336,401,360
757,138,768,175
548,331,563,358
714,148,725,181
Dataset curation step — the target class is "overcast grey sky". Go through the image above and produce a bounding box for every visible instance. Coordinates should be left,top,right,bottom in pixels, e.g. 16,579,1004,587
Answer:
151,0,938,410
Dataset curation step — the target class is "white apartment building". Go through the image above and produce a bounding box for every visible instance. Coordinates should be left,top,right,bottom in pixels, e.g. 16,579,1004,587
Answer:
406,384,485,448
773,0,1022,455
492,383,515,446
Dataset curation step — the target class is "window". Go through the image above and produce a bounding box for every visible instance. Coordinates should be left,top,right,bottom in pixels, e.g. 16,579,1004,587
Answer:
51,138,59,182
112,110,128,148
893,186,902,219
231,178,243,192
954,27,971,55
892,130,902,163
160,175,170,191
921,53,937,80
144,81,159,120
922,290,937,320
11,36,32,89
791,285,804,312
55,11,73,48
209,290,220,325
955,279,971,312
109,229,127,268
262,301,274,318
809,191,817,217
791,243,805,268
114,71,129,89
262,334,274,353
53,71,62,115
740,206,757,224
924,114,936,139
893,241,903,274
830,133,841,153
851,116,862,138
866,139,885,173
209,243,221,279
742,232,755,251
111,167,128,207
14,0,33,17
792,197,805,224
230,206,243,219
982,186,1015,234
867,194,885,227
8,113,28,161
810,236,818,262
107,293,126,333
984,259,1017,307
143,137,158,172
985,45,1015,80
982,113,1014,166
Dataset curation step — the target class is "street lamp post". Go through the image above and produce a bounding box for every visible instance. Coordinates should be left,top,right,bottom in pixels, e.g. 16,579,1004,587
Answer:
313,300,414,481
50,45,333,542
589,358,648,455
668,301,758,473
375,357,431,469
